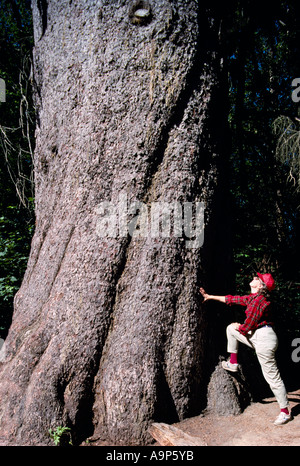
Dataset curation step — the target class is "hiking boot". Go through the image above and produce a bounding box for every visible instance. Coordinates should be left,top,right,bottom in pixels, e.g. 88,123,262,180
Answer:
222,360,239,373
273,412,292,426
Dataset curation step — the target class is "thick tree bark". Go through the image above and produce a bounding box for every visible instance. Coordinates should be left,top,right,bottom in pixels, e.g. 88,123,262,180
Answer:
0,0,231,445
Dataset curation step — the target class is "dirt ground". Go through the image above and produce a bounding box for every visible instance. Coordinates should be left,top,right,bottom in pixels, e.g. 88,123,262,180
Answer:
172,388,300,446
87,388,300,447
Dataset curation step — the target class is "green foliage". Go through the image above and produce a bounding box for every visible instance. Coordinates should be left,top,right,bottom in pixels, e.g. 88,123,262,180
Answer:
226,1,300,287
0,0,35,336
0,0,35,210
221,2,300,362
49,427,73,446
0,205,34,333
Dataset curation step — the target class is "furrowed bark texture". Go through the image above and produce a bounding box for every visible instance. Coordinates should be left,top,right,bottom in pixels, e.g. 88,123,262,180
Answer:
0,0,230,445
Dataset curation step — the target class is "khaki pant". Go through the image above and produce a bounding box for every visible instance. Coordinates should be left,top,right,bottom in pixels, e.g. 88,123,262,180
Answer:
226,325,289,409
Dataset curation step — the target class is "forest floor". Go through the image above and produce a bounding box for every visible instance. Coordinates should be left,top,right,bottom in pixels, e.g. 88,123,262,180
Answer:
88,388,300,447
168,388,300,446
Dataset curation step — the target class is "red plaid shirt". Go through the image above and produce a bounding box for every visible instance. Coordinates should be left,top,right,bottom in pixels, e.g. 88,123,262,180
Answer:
225,293,273,335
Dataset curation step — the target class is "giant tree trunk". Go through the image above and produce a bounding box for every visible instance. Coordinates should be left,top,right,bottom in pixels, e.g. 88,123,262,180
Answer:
0,0,231,445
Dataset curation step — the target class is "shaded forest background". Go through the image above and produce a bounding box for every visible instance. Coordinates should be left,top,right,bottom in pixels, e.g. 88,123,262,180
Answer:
0,0,299,386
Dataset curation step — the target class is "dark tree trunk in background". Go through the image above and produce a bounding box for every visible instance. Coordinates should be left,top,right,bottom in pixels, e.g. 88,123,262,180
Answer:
0,0,231,445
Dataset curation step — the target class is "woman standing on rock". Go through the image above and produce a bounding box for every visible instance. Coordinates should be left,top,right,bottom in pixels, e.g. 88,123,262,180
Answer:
200,273,292,426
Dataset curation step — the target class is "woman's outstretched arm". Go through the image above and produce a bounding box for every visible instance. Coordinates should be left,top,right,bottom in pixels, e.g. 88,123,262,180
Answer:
199,287,226,303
